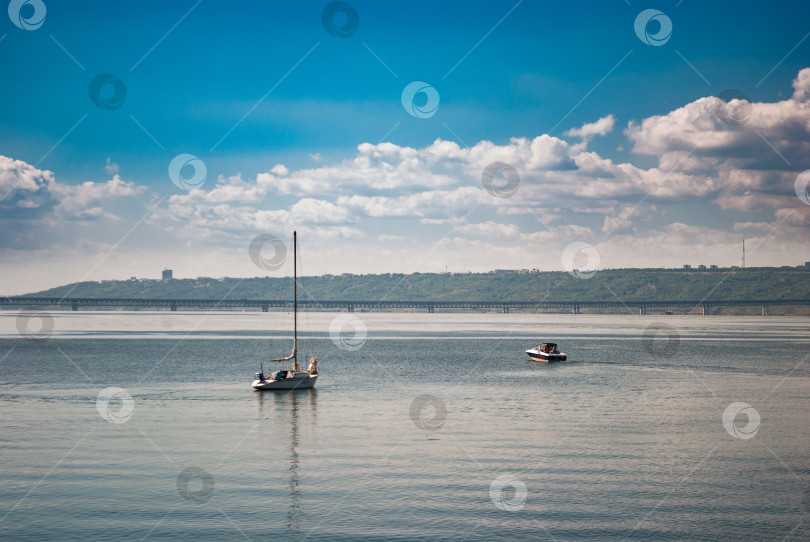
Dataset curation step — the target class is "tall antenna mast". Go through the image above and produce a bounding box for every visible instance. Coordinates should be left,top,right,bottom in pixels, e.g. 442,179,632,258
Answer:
742,238,746,268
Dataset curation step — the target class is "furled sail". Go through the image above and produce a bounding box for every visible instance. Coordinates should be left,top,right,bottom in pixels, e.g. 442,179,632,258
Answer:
270,344,296,362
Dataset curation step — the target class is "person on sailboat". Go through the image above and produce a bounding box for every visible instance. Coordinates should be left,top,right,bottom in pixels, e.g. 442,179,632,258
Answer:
307,357,318,375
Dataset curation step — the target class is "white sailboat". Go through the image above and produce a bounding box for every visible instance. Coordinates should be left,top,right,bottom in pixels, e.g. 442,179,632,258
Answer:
252,231,319,390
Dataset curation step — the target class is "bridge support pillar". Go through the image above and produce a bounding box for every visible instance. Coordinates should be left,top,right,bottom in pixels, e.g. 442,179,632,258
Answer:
762,304,769,316
347,305,354,312
427,305,434,313
573,305,580,314
170,303,177,311
262,304,269,312
71,303,78,311
639,306,646,315
701,305,707,315
503,306,509,314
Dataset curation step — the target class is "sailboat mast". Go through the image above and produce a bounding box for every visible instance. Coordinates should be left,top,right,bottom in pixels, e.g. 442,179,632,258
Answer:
293,230,297,370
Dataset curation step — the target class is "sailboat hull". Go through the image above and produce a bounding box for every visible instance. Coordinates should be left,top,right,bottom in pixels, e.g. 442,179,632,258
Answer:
252,374,317,390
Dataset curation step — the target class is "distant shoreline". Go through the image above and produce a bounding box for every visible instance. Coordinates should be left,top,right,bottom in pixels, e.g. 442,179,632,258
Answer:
16,267,810,317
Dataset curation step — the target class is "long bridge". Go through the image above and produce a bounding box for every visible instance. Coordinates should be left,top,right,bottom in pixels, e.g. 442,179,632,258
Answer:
2,297,808,315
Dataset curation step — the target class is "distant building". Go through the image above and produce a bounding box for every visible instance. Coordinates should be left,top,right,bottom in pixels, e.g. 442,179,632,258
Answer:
805,262,810,269
709,265,718,270
698,265,706,269
494,269,518,274
683,264,692,270
162,269,173,280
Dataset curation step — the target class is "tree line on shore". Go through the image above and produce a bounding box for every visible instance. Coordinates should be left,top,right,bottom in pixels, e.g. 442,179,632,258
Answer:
27,267,810,302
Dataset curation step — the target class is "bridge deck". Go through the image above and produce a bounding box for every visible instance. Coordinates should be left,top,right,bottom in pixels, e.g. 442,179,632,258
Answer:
2,297,807,313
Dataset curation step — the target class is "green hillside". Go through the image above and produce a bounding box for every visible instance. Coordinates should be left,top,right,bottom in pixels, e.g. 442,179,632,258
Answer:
26,267,810,302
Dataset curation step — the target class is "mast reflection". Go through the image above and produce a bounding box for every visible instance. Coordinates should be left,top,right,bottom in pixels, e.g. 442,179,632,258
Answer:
255,388,317,533
286,390,301,532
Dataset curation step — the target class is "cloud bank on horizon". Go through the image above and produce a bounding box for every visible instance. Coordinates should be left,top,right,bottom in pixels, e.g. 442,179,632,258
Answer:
3,67,810,293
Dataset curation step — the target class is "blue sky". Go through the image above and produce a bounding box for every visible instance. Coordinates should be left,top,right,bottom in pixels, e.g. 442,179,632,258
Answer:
2,0,810,293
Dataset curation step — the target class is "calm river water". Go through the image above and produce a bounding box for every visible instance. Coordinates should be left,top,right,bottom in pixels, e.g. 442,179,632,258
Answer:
0,311,808,541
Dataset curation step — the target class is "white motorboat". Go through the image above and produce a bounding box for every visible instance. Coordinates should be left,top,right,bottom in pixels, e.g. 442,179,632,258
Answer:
252,231,319,390
526,342,567,362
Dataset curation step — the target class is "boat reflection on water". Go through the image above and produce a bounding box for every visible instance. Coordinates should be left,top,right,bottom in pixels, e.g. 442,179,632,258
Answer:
255,389,317,533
